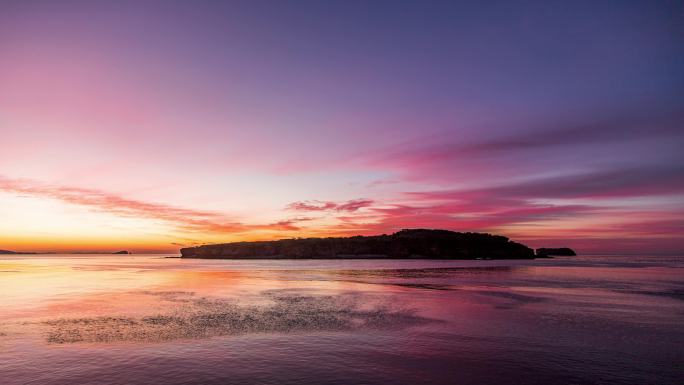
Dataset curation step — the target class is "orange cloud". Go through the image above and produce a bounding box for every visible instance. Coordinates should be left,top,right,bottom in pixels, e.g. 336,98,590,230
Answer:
0,175,307,236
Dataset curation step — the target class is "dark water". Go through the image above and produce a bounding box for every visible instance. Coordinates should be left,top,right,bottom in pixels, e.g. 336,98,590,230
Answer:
1,255,682,384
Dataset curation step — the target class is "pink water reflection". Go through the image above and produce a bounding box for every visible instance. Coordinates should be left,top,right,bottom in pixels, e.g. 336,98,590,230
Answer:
0,255,682,385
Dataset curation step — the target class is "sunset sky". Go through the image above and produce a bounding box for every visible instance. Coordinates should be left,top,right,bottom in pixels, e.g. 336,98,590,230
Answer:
1,1,683,254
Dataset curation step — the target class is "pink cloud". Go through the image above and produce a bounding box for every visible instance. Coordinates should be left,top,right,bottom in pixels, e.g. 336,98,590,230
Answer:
355,111,684,182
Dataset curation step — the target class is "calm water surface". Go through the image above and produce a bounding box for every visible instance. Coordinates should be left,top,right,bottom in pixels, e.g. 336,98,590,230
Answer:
1,255,682,385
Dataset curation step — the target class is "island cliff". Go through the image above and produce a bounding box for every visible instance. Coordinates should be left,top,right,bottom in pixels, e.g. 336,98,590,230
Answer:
180,229,536,259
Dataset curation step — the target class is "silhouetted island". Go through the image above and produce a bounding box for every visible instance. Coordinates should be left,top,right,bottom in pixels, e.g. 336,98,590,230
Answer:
536,247,577,257
180,229,537,259
0,249,36,255
113,251,131,255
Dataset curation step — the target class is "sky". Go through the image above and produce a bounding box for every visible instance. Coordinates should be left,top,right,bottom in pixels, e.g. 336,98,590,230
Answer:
1,0,683,254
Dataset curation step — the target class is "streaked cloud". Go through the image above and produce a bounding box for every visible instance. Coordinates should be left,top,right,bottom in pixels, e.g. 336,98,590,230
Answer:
0,176,308,236
287,199,374,212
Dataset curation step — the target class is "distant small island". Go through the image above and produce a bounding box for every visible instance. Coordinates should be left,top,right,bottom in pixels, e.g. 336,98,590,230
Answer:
536,247,577,257
0,249,135,255
0,249,36,255
180,229,557,259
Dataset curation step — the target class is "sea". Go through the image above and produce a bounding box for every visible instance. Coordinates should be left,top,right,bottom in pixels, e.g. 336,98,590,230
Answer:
0,255,682,385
